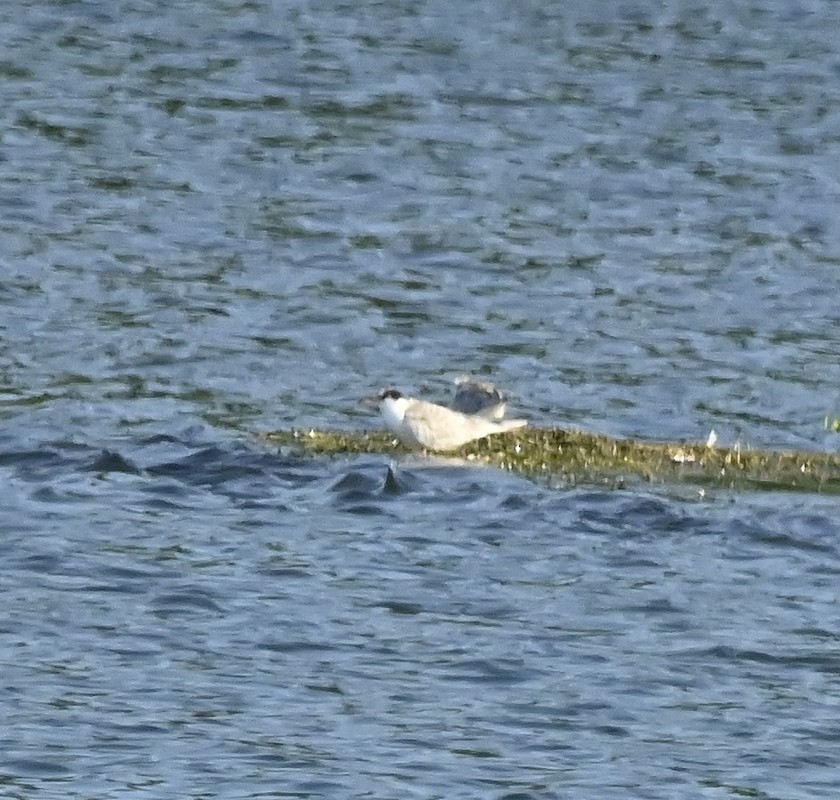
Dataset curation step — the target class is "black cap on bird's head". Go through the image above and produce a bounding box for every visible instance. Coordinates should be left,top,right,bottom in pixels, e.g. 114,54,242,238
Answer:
362,388,403,408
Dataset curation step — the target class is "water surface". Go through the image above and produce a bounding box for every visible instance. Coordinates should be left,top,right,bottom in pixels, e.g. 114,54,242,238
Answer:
2,1,840,797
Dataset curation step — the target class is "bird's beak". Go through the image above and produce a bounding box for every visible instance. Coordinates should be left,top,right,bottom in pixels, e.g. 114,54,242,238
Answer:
360,394,380,408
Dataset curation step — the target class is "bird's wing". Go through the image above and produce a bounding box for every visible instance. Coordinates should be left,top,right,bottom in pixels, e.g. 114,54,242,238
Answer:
404,401,522,451
451,379,506,419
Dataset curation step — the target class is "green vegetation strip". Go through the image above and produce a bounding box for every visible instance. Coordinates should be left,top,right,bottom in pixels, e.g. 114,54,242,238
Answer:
260,428,840,494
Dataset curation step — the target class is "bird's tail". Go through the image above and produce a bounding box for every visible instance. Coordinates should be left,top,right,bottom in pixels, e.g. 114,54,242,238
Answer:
496,418,527,433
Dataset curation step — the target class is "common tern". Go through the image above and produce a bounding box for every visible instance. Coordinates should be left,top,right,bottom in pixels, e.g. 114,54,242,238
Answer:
372,386,527,452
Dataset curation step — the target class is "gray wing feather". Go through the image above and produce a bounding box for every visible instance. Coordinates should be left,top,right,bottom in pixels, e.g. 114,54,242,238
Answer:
451,378,507,420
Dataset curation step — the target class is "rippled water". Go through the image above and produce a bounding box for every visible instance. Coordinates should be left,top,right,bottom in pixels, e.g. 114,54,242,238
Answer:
3,1,840,797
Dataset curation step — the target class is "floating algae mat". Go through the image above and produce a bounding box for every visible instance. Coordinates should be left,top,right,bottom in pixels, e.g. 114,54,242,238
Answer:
261,427,840,494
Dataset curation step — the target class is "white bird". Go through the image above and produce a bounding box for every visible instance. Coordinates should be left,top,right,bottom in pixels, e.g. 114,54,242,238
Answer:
373,388,527,452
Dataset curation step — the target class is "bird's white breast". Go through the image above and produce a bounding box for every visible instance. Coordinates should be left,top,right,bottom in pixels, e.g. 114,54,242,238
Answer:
379,396,409,433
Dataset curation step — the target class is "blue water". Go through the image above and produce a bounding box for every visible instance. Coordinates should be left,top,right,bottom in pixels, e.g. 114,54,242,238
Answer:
2,1,840,798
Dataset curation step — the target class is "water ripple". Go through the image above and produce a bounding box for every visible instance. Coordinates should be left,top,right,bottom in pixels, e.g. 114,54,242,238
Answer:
3,0,840,797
